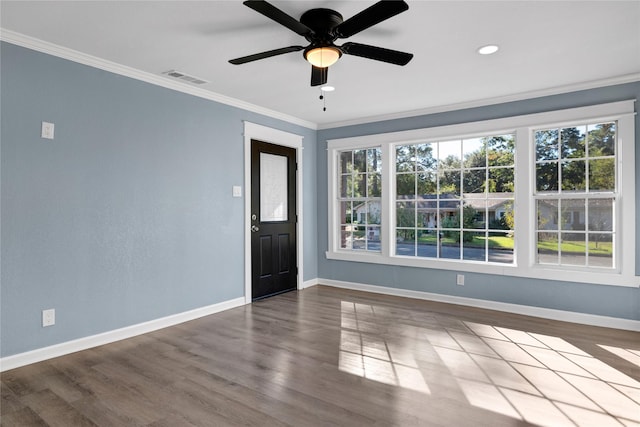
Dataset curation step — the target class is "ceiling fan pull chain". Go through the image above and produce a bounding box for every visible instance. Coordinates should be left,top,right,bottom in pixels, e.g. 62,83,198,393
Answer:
319,90,327,111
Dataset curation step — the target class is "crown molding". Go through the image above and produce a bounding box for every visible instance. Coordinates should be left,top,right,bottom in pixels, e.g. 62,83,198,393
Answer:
318,73,640,130
2,28,638,133
0,28,318,130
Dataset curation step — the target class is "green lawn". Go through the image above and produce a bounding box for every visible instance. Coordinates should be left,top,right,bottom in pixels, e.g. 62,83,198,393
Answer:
417,233,512,249
414,233,612,255
537,239,612,255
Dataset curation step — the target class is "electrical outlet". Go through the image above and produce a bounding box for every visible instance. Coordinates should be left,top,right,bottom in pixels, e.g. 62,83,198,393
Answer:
456,274,465,286
42,309,55,327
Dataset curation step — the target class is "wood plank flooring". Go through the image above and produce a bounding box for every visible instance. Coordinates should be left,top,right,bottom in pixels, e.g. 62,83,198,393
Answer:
2,285,639,426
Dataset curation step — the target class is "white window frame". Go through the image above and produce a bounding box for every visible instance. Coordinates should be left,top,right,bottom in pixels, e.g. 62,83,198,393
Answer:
326,100,637,287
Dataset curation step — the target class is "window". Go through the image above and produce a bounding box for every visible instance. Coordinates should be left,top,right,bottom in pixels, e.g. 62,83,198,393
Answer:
327,101,636,287
534,122,616,269
395,135,515,263
338,148,382,252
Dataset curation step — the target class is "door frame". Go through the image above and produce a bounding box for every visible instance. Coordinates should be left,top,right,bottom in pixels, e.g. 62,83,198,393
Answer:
243,121,304,304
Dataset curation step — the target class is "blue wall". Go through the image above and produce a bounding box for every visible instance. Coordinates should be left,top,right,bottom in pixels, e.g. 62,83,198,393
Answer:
1,41,638,360
317,82,640,321
0,42,317,357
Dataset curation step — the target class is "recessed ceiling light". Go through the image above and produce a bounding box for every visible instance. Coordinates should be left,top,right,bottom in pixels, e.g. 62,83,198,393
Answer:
478,45,499,55
321,86,335,92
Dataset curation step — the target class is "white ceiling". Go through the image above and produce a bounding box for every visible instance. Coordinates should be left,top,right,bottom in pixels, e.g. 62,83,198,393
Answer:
2,1,639,128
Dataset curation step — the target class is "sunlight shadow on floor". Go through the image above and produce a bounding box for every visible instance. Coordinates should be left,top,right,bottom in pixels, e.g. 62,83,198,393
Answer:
337,300,640,427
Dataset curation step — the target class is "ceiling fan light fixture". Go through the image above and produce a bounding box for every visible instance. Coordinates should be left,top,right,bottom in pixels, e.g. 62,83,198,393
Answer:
305,46,341,68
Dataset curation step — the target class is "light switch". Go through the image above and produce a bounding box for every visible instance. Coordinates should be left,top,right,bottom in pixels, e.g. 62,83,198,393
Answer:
41,121,55,139
232,186,242,198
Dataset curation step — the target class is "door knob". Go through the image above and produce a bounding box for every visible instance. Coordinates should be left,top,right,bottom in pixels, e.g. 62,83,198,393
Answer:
251,225,260,232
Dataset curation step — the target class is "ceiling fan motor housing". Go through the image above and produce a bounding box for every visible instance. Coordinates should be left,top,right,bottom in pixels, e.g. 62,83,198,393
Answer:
301,9,345,63
300,8,343,39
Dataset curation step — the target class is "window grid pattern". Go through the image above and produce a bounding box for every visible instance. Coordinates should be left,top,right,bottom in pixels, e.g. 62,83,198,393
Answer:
534,122,616,269
395,135,515,264
339,148,382,252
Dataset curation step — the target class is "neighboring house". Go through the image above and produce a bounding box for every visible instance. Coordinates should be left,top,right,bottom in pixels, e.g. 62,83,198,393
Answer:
537,198,613,231
354,192,514,229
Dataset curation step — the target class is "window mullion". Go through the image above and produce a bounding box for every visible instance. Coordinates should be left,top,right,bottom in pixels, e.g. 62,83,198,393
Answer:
516,128,532,269
381,143,393,258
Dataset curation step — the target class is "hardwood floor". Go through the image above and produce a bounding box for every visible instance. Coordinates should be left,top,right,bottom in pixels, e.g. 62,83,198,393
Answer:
2,285,639,426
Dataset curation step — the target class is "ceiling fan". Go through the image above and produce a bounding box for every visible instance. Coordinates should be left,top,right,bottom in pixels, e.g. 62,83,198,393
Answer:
229,0,413,86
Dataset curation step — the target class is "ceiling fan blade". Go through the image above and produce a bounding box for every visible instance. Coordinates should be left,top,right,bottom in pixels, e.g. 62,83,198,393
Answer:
243,0,314,37
341,42,413,65
335,0,409,38
229,46,305,65
311,66,328,86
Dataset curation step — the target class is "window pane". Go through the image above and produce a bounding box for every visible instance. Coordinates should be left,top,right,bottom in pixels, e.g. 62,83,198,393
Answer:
417,172,437,195
340,226,352,249
487,135,515,167
588,122,615,156
561,199,585,230
463,138,484,168
417,200,437,227
488,167,514,193
366,202,381,225
340,201,353,224
366,227,381,251
340,174,352,198
439,140,461,166
440,201,460,228
535,129,559,161
488,199,513,231
463,231,486,261
397,202,415,227
536,163,558,192
352,225,366,250
588,199,613,231
416,143,437,171
537,232,559,264
561,160,586,192
396,145,415,172
463,169,485,193
588,233,613,268
537,199,558,230
588,158,615,191
396,173,416,198
368,173,382,198
396,229,416,256
354,150,366,173
560,232,586,266
461,204,478,230
260,152,288,222
417,230,438,258
560,126,586,159
354,173,367,197
441,233,461,260
367,148,382,173
488,231,514,264
464,199,486,229
340,151,352,174
440,170,460,195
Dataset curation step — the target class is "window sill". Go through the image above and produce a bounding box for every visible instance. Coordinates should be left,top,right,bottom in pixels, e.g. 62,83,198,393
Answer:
325,250,639,288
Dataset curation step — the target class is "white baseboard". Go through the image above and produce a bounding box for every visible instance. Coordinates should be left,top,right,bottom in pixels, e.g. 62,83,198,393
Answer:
0,297,246,372
301,278,320,289
320,278,640,332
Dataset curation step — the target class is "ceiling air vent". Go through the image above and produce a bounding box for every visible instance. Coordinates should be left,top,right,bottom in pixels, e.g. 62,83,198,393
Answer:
162,70,208,85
